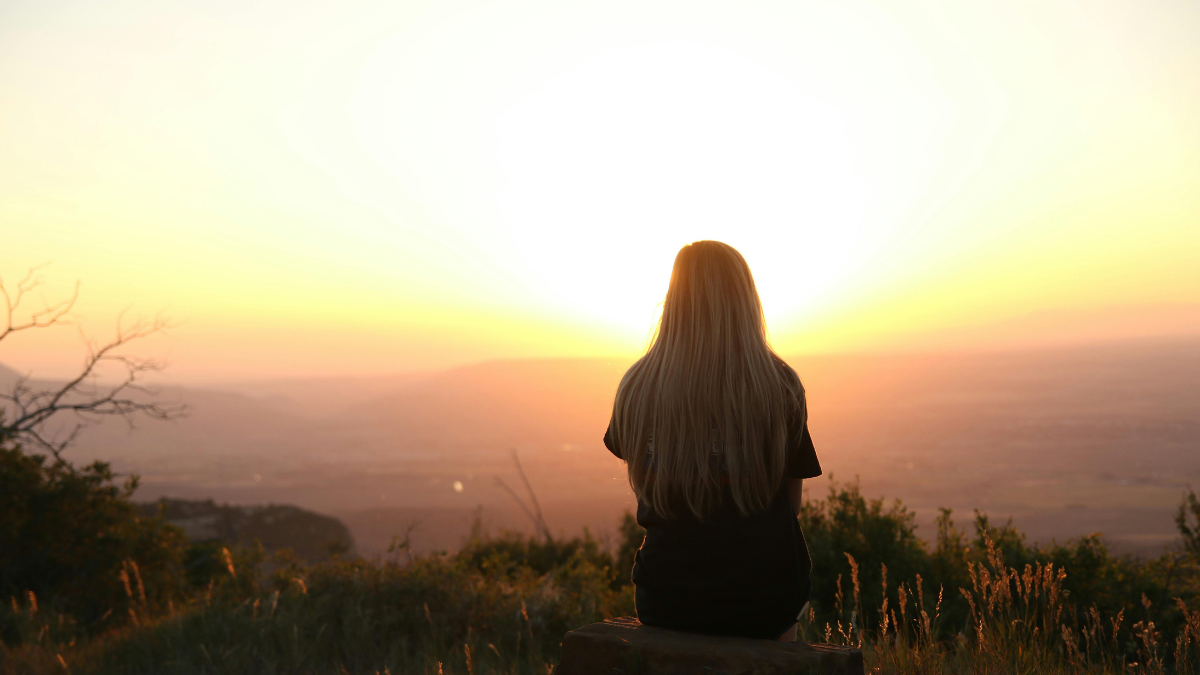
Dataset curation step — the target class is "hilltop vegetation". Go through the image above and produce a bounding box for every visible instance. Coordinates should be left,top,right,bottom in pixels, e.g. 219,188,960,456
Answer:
136,498,356,563
3,424,1199,674
0,442,190,641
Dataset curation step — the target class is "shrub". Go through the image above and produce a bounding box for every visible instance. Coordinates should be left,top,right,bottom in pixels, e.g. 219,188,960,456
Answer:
1179,490,1200,561
799,478,1200,657
0,440,188,644
799,478,933,631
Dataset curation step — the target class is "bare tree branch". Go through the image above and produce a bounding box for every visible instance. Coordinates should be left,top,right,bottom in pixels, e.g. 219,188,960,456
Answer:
495,476,548,540
494,450,552,542
0,267,186,463
511,449,550,539
0,265,78,342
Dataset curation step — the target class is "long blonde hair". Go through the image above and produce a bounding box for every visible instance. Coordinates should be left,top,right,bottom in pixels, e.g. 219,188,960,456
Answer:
611,240,804,520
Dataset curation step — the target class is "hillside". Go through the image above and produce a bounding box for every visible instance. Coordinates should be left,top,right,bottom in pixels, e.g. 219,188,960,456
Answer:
136,499,356,562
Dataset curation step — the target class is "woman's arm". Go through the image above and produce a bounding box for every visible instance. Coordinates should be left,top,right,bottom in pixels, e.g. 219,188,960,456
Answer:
787,477,803,516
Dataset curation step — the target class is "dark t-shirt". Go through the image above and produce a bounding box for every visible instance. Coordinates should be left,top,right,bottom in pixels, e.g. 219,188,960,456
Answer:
603,403,821,639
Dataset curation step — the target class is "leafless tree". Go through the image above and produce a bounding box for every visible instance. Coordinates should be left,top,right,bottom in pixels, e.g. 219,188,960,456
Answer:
0,265,186,462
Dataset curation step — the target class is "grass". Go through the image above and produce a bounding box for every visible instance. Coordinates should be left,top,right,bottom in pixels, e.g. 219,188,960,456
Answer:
801,537,1200,675
2,534,634,675
3,485,1200,674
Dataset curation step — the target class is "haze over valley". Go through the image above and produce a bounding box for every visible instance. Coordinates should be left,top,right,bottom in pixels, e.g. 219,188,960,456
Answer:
6,336,1196,559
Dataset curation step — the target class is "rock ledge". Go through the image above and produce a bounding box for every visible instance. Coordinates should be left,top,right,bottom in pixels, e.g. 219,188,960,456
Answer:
557,617,863,675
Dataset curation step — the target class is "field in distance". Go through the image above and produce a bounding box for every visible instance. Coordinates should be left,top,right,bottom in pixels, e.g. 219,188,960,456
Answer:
5,336,1197,558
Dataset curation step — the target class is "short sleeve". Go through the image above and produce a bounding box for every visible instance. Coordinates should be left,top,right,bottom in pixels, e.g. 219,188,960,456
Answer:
785,406,822,479
603,417,622,460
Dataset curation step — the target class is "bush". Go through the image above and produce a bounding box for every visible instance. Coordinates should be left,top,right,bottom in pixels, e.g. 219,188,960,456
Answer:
798,478,1200,672
458,527,612,580
799,478,934,631
0,440,188,644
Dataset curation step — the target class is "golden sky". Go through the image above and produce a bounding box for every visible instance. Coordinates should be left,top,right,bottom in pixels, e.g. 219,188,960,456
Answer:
2,0,1198,382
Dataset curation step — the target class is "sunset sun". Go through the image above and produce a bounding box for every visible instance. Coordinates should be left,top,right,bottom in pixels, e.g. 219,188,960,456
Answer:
493,43,867,331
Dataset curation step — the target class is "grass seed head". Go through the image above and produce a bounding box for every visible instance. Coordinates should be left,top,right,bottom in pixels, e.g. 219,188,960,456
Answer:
222,547,237,579
118,568,133,601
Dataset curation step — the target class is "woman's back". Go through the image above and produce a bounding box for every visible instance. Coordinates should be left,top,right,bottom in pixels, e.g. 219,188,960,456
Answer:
605,241,822,640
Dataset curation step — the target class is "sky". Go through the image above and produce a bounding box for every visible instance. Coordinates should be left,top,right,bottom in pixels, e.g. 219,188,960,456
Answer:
1,0,1198,383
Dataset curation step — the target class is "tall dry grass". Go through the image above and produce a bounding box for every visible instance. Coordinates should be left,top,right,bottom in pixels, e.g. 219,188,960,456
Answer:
798,533,1200,675
5,529,1197,675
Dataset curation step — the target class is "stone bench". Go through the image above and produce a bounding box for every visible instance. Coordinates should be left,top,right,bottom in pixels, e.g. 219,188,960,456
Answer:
557,617,863,675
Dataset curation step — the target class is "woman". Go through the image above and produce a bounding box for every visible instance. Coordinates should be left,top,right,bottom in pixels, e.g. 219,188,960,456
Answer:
603,240,821,642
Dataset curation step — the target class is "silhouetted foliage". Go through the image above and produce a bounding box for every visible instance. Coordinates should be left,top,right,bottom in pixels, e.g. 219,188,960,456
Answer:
799,478,933,630
1179,488,1200,560
458,526,613,581
0,434,188,644
0,265,191,647
3,462,1199,673
799,478,1199,658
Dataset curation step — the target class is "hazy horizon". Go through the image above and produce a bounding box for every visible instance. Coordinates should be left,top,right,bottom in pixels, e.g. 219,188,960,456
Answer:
5,321,1200,389
5,335,1195,562
3,0,1198,382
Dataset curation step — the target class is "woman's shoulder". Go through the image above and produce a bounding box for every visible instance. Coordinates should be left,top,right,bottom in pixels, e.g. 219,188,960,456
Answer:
771,355,805,395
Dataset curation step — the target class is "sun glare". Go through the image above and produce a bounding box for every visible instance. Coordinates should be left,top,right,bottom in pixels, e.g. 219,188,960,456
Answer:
342,0,1009,348
494,43,867,331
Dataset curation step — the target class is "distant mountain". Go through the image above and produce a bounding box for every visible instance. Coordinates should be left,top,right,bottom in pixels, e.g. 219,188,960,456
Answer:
348,358,632,451
0,361,19,384
216,372,437,417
